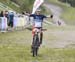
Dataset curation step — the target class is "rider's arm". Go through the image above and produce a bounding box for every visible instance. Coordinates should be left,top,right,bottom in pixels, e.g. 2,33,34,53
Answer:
24,12,35,18
46,14,53,18
43,14,53,19
29,14,35,17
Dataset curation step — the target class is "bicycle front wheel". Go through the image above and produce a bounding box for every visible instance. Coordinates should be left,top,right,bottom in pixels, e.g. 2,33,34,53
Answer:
32,34,39,57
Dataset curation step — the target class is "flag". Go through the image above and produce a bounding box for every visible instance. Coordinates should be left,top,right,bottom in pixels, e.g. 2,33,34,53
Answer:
32,0,44,14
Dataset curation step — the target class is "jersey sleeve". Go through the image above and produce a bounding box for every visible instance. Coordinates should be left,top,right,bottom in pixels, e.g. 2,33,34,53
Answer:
43,15,47,18
30,14,35,17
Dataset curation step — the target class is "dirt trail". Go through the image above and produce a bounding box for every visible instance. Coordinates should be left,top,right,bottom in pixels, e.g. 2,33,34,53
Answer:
42,30,75,48
44,3,66,26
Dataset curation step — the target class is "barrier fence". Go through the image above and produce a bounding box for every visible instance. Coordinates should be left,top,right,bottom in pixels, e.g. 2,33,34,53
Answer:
0,17,8,30
13,16,26,28
0,16,30,32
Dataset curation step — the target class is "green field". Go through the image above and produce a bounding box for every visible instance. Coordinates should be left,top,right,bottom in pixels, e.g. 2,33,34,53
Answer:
0,26,75,62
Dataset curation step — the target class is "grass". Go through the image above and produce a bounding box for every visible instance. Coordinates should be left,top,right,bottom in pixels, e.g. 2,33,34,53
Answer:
44,23,75,31
0,0,20,12
7,2,20,12
0,45,75,62
47,0,75,25
61,7,75,25
0,26,75,62
0,0,75,61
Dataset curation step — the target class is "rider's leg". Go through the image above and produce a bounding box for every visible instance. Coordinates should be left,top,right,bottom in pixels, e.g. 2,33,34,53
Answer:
31,29,35,53
40,31,43,44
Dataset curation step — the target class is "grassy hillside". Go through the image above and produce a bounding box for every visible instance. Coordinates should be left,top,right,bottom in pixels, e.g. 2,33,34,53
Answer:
11,0,34,12
0,0,20,12
48,0,75,25
0,0,34,12
0,0,75,24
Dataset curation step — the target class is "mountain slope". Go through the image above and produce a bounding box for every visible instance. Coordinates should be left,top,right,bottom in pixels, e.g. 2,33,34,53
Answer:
0,0,20,12
0,0,75,25
47,0,75,25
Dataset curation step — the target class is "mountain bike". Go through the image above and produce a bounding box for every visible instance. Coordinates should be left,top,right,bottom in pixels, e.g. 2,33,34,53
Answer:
31,28,41,57
31,27,47,57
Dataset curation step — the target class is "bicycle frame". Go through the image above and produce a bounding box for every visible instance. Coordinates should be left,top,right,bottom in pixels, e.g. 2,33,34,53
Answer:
31,27,46,57
33,28,41,33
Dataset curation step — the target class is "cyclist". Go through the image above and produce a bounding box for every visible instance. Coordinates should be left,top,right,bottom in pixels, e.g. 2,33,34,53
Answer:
29,9,53,46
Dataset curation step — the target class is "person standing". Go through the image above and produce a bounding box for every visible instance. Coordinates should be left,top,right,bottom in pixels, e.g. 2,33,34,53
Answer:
0,11,4,17
0,11,8,32
8,11,14,31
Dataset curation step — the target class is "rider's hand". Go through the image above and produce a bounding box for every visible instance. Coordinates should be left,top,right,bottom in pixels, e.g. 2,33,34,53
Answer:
50,14,53,18
47,15,53,18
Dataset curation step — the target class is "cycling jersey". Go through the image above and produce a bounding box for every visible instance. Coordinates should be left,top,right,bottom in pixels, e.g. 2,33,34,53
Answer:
30,14,47,27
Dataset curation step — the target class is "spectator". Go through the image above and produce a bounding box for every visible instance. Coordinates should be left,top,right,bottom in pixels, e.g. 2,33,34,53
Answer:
5,11,9,18
0,11,3,17
4,10,9,26
0,11,8,32
58,20,61,26
8,11,14,29
0,10,9,17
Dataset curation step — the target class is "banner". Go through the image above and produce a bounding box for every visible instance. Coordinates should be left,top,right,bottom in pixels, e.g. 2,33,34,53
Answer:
32,0,44,14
